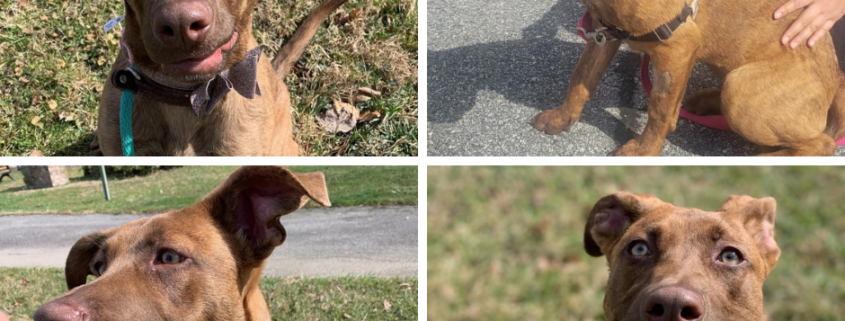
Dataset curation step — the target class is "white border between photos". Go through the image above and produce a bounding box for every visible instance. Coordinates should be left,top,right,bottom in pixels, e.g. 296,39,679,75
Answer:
6,0,845,319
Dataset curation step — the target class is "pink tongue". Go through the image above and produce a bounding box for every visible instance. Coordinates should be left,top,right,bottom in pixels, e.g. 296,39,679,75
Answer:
171,48,223,74
170,32,237,74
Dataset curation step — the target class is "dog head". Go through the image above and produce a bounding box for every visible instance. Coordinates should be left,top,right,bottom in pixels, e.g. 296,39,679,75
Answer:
121,0,260,87
34,166,330,321
584,192,780,321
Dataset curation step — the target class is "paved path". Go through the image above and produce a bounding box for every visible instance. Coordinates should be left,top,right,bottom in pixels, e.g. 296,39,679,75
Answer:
427,0,845,156
0,206,418,278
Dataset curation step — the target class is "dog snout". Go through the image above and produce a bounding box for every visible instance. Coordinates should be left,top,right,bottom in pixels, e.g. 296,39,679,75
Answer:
643,286,705,321
153,0,213,48
34,300,89,321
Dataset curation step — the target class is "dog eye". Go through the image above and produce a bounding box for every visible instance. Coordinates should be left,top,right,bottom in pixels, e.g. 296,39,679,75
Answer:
718,248,743,265
93,261,106,276
629,241,651,256
159,250,184,265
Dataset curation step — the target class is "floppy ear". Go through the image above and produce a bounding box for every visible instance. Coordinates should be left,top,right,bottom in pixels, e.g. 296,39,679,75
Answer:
719,195,780,273
203,166,331,264
584,192,667,257
65,231,110,290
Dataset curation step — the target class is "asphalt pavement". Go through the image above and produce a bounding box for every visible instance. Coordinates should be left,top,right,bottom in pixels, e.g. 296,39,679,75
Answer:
0,206,418,278
427,0,845,156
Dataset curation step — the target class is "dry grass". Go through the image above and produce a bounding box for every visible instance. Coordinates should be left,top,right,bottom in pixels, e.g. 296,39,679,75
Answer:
0,0,417,156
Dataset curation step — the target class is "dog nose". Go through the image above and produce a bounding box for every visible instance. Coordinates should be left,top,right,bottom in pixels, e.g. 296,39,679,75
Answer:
33,300,88,321
643,286,705,321
153,0,213,47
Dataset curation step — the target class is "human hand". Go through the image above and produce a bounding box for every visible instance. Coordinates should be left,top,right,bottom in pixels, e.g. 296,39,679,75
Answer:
0,311,9,321
774,0,845,48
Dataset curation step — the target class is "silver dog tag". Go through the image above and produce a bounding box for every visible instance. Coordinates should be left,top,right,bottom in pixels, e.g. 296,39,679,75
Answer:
576,27,608,47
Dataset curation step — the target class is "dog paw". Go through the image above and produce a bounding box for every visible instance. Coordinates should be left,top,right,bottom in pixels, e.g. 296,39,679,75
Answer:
609,140,661,156
532,109,579,135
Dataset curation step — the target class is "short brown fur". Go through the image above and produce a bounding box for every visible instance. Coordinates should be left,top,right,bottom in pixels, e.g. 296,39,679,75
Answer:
93,0,348,156
34,166,331,321
533,0,845,156
583,192,780,320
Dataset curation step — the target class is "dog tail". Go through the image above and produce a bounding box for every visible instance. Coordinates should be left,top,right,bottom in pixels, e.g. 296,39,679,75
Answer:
271,0,349,78
825,72,845,141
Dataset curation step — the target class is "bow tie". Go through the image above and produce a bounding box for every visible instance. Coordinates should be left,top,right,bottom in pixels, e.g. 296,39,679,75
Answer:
112,45,264,116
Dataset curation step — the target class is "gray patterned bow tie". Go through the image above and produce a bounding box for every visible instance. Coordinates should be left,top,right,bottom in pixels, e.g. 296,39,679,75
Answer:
112,45,265,116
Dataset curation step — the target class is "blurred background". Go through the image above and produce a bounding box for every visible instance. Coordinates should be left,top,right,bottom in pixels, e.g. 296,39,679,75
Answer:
428,167,845,320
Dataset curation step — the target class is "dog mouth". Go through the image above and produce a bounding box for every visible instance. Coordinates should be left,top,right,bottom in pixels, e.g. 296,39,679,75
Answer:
161,30,239,76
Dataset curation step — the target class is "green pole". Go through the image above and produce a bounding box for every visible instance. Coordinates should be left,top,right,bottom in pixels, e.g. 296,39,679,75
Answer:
99,166,111,201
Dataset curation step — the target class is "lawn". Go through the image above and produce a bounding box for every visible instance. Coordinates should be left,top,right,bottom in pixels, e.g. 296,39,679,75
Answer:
0,0,418,156
0,268,418,321
427,167,845,320
0,166,417,214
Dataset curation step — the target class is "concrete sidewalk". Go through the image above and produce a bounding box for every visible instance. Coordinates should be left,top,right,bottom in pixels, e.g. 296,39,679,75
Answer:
0,206,418,278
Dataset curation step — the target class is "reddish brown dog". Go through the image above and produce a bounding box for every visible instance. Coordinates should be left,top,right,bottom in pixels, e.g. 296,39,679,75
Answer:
534,0,845,156
584,192,780,320
34,166,330,321
93,0,348,156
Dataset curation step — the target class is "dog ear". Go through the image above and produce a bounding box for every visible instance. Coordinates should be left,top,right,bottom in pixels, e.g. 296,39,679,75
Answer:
65,231,109,290
204,166,331,263
584,192,667,257
719,195,780,272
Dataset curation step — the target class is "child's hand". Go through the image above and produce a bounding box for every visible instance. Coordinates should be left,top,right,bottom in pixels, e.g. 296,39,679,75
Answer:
774,0,845,48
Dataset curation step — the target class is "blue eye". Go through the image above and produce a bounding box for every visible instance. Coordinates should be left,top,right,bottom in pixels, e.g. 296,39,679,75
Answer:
160,250,183,264
718,249,743,265
93,261,107,276
630,241,651,256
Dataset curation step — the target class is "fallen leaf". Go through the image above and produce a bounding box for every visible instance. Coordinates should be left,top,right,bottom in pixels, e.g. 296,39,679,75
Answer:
336,7,363,25
334,99,359,118
317,107,357,133
20,277,29,285
30,115,41,125
358,110,381,122
58,112,74,122
383,299,392,311
353,94,371,103
343,313,352,319
47,100,58,110
357,86,381,97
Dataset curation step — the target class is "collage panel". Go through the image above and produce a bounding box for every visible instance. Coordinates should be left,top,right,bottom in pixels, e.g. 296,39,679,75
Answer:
0,0,417,157
428,166,845,319
0,165,418,320
427,0,845,156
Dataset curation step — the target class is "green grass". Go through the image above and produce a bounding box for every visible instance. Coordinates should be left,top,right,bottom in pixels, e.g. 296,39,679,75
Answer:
0,0,417,156
0,166,417,214
0,268,418,321
427,167,845,320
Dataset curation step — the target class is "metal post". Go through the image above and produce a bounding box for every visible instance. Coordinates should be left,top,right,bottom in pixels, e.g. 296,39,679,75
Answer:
99,166,111,201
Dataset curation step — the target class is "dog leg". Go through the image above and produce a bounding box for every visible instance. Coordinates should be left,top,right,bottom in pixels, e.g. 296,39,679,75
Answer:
611,48,696,156
722,60,837,156
533,40,622,134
